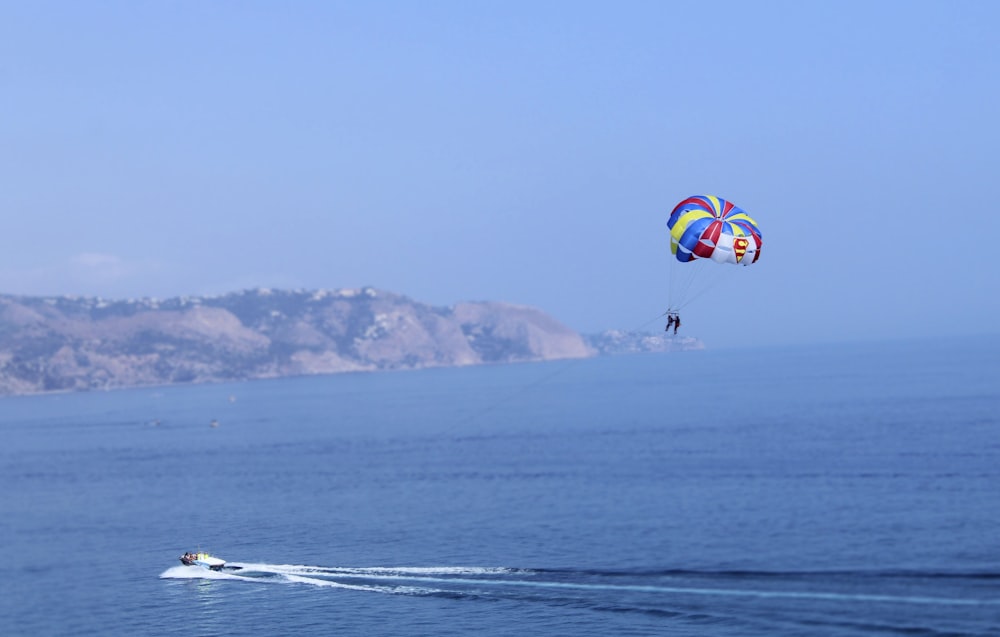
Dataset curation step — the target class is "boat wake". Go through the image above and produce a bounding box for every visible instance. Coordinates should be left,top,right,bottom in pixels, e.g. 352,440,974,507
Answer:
161,562,1000,633
161,562,1000,607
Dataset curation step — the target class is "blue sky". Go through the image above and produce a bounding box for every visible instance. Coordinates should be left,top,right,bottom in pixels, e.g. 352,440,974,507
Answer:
1,1,997,348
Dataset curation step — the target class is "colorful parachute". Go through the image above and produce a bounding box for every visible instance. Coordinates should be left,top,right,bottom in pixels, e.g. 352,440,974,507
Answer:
667,195,762,266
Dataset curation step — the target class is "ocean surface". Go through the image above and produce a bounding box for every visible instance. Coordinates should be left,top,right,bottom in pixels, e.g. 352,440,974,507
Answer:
1,336,998,636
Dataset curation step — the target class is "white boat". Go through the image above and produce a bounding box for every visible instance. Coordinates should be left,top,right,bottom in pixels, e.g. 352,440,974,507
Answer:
180,552,226,571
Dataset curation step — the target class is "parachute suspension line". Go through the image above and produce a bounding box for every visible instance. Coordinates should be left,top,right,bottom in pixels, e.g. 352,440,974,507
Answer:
665,243,695,313
644,310,673,331
673,267,729,311
666,257,714,313
672,261,702,308
666,248,678,313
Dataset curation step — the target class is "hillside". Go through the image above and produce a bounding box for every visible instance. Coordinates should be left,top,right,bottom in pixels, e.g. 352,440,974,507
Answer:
0,288,594,395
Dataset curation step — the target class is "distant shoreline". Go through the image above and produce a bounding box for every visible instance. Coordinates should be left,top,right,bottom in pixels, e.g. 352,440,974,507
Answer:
0,288,701,397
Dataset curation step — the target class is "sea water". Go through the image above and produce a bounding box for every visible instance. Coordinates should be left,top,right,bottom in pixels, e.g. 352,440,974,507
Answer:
1,336,998,636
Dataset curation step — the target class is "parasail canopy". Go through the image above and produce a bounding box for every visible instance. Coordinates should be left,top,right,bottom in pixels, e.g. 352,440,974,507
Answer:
667,195,762,266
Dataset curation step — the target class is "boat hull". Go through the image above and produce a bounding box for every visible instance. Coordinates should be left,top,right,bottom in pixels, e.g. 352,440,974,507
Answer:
180,554,226,571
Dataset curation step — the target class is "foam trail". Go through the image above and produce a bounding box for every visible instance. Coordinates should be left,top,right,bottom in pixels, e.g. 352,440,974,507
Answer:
282,573,438,595
160,563,439,595
228,563,514,576
379,576,999,607
159,565,265,583
165,563,1000,607
296,569,1000,607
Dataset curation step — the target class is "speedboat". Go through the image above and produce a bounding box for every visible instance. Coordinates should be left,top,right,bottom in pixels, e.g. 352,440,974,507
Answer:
180,552,226,571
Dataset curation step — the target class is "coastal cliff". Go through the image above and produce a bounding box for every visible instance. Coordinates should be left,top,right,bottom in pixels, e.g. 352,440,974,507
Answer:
0,288,594,395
